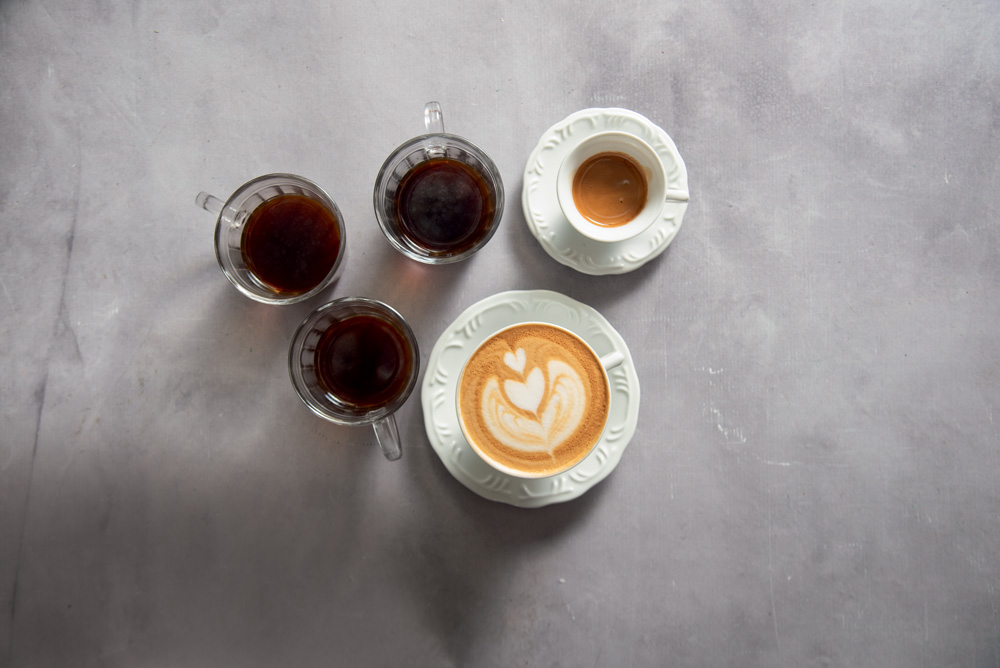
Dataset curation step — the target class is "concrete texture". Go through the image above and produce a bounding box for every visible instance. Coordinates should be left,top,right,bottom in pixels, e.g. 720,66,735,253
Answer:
1,1,998,666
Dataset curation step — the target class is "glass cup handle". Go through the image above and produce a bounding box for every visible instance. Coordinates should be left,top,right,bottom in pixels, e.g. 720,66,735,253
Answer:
424,101,444,134
601,351,625,370
196,192,224,215
373,414,403,461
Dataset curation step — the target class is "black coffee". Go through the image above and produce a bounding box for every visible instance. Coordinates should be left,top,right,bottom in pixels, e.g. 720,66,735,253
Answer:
394,158,494,252
314,314,413,409
241,194,341,294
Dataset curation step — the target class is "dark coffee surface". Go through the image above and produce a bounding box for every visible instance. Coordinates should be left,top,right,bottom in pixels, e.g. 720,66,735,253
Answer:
315,314,412,408
394,158,493,251
241,194,341,294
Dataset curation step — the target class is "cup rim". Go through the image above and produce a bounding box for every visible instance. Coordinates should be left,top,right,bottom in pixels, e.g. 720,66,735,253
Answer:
372,134,505,265
213,173,346,305
288,297,420,426
556,131,666,244
455,321,612,479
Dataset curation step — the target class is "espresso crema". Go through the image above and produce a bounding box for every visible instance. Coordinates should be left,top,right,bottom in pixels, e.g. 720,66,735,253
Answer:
458,323,611,476
571,151,648,227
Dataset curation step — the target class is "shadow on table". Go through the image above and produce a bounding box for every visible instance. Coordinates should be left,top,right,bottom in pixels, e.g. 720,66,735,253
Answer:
395,436,611,664
361,235,475,319
503,176,674,311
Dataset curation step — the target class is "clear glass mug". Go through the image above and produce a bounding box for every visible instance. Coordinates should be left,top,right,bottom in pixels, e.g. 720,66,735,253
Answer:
196,174,347,304
288,298,420,461
373,102,505,264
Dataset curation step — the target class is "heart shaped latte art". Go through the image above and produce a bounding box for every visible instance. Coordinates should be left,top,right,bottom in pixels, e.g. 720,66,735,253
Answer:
504,367,544,413
504,348,527,374
480,358,586,455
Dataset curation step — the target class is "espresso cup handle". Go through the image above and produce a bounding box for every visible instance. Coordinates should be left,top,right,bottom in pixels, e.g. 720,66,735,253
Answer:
196,192,224,215
372,414,403,461
600,350,625,370
424,101,444,134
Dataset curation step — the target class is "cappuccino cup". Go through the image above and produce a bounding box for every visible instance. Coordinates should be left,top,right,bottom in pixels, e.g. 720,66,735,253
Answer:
456,322,624,478
557,132,679,243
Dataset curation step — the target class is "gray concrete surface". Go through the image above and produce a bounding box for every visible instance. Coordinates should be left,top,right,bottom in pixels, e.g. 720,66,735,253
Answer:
2,1,998,666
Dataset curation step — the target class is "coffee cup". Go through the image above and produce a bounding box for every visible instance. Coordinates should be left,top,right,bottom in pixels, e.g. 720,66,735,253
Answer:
197,174,347,304
288,298,419,461
557,131,680,243
373,102,504,264
456,322,624,478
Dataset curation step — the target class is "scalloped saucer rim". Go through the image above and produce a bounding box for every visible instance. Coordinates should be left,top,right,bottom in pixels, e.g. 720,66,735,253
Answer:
420,289,640,508
521,107,689,276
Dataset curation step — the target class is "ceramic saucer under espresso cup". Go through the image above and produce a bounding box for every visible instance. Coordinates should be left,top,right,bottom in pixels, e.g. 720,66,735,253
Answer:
521,107,690,275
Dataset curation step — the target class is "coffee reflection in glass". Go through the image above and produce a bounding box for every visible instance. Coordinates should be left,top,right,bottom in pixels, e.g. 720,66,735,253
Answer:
289,298,419,461
374,102,505,264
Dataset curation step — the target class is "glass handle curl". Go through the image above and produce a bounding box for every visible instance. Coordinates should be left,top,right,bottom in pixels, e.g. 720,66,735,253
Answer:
196,192,223,215
424,101,444,134
373,415,403,461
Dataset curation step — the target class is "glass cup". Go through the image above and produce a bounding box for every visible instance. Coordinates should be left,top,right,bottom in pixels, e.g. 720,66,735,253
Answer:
288,297,420,461
373,101,504,264
196,173,347,304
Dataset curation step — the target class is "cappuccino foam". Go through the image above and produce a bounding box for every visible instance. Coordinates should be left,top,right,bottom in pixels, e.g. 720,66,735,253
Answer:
458,323,610,476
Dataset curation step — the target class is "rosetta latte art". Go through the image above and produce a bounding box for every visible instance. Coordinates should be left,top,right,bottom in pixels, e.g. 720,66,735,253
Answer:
459,323,611,476
479,348,586,454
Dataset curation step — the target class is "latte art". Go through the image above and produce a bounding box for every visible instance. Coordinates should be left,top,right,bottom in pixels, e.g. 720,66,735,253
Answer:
458,324,611,477
483,356,586,453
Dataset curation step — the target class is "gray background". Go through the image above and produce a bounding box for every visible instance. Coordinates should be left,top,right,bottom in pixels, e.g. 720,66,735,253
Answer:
2,1,998,666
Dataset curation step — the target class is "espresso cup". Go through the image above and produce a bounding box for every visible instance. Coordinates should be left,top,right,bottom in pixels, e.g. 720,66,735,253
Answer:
456,322,624,479
556,132,678,243
197,174,347,304
373,101,504,264
288,298,419,461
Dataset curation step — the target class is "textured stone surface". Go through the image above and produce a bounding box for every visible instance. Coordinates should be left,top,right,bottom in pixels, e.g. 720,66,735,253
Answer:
2,1,998,666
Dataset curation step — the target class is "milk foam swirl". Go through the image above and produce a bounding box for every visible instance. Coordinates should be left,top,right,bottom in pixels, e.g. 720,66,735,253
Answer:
479,349,586,454
459,324,611,477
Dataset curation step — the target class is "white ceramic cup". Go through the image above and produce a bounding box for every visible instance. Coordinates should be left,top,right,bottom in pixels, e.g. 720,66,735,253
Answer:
456,322,624,479
556,131,669,243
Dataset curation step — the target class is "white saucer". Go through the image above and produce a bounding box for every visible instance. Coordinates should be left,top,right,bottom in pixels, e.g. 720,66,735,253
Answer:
521,108,689,275
421,290,640,508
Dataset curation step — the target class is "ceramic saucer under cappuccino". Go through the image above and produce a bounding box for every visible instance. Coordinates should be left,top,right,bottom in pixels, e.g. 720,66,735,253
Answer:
421,289,640,508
